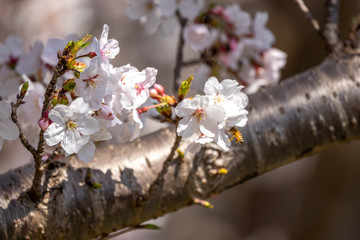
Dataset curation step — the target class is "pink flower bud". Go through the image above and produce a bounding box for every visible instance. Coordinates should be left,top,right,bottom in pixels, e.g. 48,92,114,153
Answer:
150,88,162,101
88,52,97,58
153,83,165,96
38,117,50,131
98,105,115,120
211,6,224,15
137,107,149,114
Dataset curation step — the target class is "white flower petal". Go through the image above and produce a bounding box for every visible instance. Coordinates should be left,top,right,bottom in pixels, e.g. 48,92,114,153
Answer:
44,123,65,146
78,141,96,162
0,101,12,120
49,105,72,124
77,116,99,136
204,77,220,96
177,116,198,138
70,97,90,115
0,119,19,140
62,130,88,154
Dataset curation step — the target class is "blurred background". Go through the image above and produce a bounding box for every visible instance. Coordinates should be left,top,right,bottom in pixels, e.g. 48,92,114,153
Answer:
1,0,360,239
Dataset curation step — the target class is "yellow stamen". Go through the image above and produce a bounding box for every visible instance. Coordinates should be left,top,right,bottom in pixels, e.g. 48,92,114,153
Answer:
66,120,77,130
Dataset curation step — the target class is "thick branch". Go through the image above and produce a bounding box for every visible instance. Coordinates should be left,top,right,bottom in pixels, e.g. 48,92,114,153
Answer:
0,54,360,239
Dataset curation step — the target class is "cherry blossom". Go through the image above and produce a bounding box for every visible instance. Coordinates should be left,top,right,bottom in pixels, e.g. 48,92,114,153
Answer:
126,0,161,34
44,97,99,155
16,41,44,76
109,108,143,143
91,24,120,68
175,95,226,139
0,36,23,66
75,63,109,111
204,77,248,128
224,4,251,35
41,34,78,67
0,101,19,151
0,66,22,99
160,0,204,21
183,24,218,51
78,120,112,162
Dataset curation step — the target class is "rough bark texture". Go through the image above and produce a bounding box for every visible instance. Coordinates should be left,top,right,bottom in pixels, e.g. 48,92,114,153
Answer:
0,53,360,239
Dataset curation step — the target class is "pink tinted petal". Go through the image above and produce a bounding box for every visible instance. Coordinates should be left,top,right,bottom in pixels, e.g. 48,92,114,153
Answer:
103,39,120,59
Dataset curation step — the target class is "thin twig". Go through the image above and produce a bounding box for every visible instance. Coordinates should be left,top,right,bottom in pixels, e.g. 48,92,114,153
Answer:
182,58,202,67
173,12,188,94
140,119,182,204
10,95,37,156
294,0,323,36
323,0,341,50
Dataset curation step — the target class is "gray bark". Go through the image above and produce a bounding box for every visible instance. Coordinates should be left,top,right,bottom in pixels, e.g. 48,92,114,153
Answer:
0,53,360,239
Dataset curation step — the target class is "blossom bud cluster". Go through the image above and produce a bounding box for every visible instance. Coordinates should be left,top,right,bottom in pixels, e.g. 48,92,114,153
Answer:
0,25,158,162
175,77,248,153
185,4,287,94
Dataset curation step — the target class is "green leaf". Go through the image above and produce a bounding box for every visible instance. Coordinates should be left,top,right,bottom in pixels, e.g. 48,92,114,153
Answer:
63,79,76,91
51,97,58,107
20,82,29,97
178,75,193,100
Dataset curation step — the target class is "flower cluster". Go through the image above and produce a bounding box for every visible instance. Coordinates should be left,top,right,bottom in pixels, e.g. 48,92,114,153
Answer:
186,4,287,94
126,0,205,35
125,1,287,95
175,77,248,153
0,24,158,162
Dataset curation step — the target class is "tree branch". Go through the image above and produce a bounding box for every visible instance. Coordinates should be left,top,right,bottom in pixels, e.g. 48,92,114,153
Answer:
294,0,322,35
0,53,360,239
323,0,341,50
